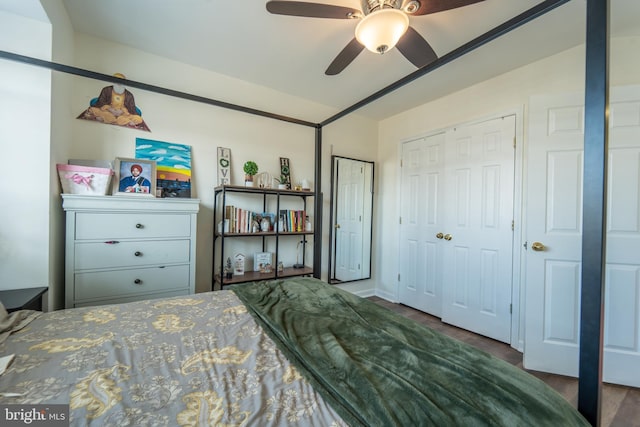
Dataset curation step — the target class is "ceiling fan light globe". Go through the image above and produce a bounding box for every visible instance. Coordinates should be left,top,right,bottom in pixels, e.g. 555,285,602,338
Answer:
355,8,409,54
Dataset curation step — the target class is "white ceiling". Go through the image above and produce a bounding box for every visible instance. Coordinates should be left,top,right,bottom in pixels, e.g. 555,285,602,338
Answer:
59,0,640,121
0,0,48,21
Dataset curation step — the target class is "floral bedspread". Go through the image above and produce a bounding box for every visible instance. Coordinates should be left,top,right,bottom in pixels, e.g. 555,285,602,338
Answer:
0,291,346,426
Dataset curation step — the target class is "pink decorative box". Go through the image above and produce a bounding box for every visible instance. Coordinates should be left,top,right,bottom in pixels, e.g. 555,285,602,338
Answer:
57,164,113,195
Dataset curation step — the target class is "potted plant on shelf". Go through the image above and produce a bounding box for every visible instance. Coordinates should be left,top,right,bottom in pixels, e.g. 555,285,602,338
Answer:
243,161,258,187
275,174,288,189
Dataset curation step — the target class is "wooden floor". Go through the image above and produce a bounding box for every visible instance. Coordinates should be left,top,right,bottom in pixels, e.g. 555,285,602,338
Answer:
369,297,640,427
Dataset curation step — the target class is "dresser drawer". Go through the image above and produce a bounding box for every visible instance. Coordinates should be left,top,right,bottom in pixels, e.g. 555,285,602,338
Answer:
75,240,190,270
75,213,191,240
74,265,190,300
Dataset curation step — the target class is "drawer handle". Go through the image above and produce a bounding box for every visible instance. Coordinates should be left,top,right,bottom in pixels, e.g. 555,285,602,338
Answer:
104,241,120,244
135,223,143,229
134,279,142,285
134,251,142,257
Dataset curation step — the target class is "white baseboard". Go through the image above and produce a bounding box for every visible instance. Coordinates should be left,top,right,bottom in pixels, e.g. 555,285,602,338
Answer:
374,289,397,303
349,289,375,298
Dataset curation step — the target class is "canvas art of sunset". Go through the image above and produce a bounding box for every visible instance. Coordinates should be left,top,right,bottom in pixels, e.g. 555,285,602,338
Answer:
135,138,192,198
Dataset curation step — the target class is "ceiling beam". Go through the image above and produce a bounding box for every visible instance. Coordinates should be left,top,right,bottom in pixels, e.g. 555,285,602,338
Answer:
0,49,318,129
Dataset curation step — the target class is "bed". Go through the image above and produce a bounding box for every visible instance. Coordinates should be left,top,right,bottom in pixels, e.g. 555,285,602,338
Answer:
0,277,588,426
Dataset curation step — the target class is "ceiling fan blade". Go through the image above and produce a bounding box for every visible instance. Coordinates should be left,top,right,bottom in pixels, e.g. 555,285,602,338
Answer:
325,38,364,75
396,26,437,68
408,0,485,16
266,1,360,19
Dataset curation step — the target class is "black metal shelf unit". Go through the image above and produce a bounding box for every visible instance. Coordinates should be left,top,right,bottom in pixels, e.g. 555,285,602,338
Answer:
212,185,314,289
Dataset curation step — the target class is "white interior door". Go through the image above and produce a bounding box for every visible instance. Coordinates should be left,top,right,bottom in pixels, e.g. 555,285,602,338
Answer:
335,158,365,281
524,88,640,387
398,133,446,317
440,116,516,343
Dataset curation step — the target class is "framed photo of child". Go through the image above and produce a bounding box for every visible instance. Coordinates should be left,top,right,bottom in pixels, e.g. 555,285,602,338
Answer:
115,157,156,196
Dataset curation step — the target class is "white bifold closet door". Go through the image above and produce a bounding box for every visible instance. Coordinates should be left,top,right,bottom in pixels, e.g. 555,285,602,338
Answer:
399,115,516,343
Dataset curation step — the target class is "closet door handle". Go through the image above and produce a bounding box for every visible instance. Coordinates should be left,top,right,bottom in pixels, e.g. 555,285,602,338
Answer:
531,242,546,251
444,234,453,241
436,232,444,239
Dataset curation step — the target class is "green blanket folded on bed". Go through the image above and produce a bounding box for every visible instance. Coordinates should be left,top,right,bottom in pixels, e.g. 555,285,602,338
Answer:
232,278,589,427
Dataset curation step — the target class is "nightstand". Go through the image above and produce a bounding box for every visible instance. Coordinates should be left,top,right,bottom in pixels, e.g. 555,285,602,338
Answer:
0,287,48,313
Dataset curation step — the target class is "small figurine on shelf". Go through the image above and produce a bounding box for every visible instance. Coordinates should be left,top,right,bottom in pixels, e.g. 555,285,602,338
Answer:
224,257,233,279
255,171,272,188
260,216,270,232
234,253,246,275
277,261,284,273
260,263,273,274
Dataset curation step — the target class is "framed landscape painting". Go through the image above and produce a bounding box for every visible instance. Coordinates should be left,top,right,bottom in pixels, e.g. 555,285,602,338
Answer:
135,138,192,198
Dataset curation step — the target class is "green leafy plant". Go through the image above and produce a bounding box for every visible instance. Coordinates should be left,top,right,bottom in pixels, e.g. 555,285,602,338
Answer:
275,174,288,184
243,161,258,177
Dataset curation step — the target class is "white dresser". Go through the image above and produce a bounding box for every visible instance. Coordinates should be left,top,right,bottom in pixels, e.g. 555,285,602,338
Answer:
62,195,200,308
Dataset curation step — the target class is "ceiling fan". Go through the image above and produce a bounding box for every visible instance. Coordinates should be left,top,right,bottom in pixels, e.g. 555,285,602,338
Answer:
266,0,486,75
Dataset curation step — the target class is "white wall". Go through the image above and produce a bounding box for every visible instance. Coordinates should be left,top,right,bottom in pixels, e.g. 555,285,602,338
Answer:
66,33,378,297
0,8,52,293
42,0,75,310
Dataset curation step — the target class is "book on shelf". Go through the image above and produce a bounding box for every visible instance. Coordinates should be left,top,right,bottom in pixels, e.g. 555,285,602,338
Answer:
224,206,307,234
224,205,234,232
224,206,262,233
278,209,306,232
